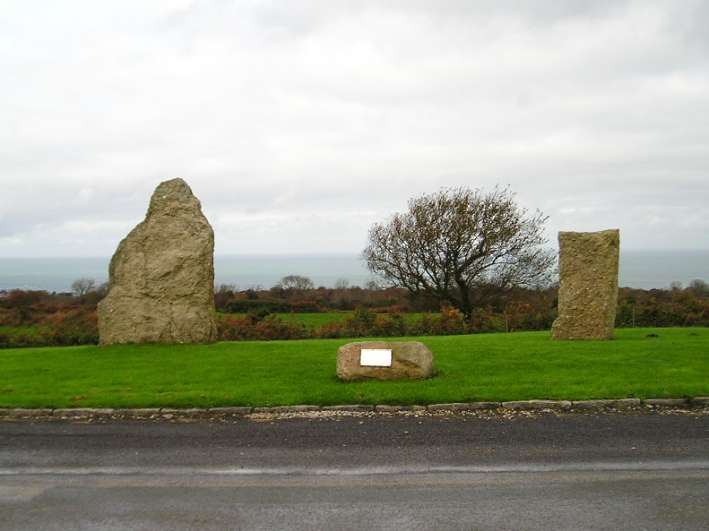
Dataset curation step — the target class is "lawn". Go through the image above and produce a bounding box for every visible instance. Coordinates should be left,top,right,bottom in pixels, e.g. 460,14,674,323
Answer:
0,327,707,408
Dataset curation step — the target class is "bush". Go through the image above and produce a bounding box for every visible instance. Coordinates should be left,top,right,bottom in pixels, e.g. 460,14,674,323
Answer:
432,306,468,335
224,299,323,313
217,314,308,341
41,308,98,345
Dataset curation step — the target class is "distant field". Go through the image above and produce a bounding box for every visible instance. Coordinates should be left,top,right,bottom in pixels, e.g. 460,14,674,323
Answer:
1,327,707,408
0,325,43,340
225,312,436,328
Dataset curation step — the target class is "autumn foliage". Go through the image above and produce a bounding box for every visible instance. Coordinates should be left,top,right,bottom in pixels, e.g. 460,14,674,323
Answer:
1,279,708,347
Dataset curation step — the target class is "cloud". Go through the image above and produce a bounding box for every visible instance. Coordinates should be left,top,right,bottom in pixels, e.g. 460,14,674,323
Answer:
1,0,708,256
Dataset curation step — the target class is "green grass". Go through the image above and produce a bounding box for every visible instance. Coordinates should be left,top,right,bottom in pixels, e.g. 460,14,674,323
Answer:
0,325,44,340
269,312,353,328
0,327,707,408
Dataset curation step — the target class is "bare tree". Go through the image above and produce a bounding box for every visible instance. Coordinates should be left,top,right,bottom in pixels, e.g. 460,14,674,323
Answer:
363,187,554,317
364,278,382,291
276,275,315,291
71,278,96,297
334,278,350,290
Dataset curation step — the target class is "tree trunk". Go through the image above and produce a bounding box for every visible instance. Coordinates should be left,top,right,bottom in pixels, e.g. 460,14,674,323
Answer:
455,276,473,318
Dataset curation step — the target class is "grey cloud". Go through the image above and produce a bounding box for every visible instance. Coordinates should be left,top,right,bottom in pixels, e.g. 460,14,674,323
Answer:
0,0,707,256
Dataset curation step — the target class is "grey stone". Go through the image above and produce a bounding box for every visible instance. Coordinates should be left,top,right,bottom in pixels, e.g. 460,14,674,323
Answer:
374,405,404,413
612,398,641,408
53,408,95,418
571,399,617,409
321,405,374,412
176,408,207,417
427,403,471,412
644,398,689,407
208,407,253,416
691,397,709,406
463,402,501,410
97,178,217,345
269,405,320,413
552,229,620,340
501,400,570,410
529,400,572,410
115,408,161,418
336,341,433,381
56,408,115,418
501,401,535,410
3,408,53,418
572,398,640,409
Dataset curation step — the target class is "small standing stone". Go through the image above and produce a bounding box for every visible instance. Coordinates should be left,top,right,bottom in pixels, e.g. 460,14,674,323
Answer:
552,229,620,340
97,178,217,344
336,341,433,381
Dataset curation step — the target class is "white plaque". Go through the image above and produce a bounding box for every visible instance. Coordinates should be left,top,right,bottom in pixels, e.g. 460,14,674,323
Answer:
360,348,392,367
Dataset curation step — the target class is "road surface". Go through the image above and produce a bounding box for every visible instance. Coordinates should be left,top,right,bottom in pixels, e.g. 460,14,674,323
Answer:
1,412,708,530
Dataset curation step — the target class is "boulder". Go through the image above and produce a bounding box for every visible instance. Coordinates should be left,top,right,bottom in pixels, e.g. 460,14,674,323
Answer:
336,341,434,381
97,178,217,344
551,229,619,340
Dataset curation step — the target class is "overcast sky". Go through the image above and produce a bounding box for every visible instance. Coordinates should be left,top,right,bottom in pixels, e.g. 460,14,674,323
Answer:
1,0,708,257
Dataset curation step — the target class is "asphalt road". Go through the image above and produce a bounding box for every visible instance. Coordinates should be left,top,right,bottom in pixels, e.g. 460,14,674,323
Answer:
1,412,708,530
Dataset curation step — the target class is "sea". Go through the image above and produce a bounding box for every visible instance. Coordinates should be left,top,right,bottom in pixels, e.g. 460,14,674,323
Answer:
0,251,707,293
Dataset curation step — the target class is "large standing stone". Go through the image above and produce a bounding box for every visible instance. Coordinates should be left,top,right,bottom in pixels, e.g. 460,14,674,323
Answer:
336,341,434,381
551,229,620,340
97,178,217,345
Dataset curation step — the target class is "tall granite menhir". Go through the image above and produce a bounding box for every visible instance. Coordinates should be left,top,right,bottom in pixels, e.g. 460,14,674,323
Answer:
551,229,619,340
98,178,217,345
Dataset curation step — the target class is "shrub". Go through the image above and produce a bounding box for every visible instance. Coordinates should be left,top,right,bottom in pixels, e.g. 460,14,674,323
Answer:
41,308,98,345
433,306,468,335
217,314,308,341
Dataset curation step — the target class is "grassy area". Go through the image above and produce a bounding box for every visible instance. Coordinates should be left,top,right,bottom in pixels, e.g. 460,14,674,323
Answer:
266,312,351,328
0,325,45,341
0,327,707,408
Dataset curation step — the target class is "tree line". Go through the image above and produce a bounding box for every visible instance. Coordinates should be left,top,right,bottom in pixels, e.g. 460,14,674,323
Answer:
1,279,707,347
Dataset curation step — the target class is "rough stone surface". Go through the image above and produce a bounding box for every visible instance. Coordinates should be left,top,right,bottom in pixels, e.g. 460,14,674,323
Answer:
2,408,53,418
252,407,277,413
502,401,535,410
529,400,572,410
427,403,472,412
54,408,114,418
208,407,253,416
572,400,616,409
552,229,620,340
114,408,161,418
464,402,501,410
267,405,320,413
97,178,217,345
336,341,434,381
321,405,374,412
374,405,405,413
612,398,641,408
644,398,689,407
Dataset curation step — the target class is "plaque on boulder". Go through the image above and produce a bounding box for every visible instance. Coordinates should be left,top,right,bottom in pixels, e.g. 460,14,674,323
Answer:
97,178,218,345
551,229,620,340
336,341,433,381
